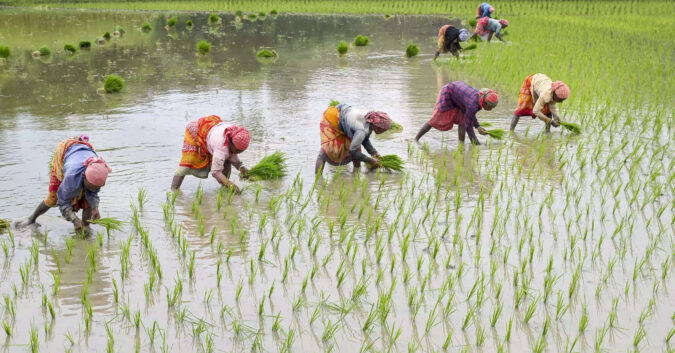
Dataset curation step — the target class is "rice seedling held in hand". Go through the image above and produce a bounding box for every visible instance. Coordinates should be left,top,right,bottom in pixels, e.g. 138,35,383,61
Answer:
90,217,125,237
247,152,287,180
560,121,582,134
485,129,507,140
370,155,405,172
463,43,478,51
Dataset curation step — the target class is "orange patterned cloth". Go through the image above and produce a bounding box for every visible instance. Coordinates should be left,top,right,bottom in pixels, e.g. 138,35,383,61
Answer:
179,115,223,170
320,106,352,164
45,138,93,208
514,74,551,118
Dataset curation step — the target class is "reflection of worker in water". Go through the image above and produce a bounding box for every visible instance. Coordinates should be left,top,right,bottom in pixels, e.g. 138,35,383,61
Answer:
19,136,111,235
415,81,498,145
316,103,392,174
434,25,469,60
475,2,495,18
470,18,508,42
510,73,570,132
171,115,250,192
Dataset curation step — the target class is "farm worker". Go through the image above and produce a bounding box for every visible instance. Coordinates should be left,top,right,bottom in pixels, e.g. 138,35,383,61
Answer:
470,18,508,42
475,2,495,19
316,103,392,174
171,115,250,192
434,25,470,60
510,74,570,132
19,135,111,235
414,81,498,145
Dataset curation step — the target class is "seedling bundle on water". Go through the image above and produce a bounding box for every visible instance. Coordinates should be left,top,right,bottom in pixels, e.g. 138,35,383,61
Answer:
0,46,10,58
337,41,348,55
256,49,277,58
104,75,124,93
354,34,369,46
247,152,287,181
197,40,211,55
405,44,419,57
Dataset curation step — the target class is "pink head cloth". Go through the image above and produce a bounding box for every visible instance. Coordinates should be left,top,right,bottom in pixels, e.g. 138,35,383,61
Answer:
224,125,250,151
499,19,509,27
479,89,499,109
78,134,89,142
551,81,570,99
83,157,112,187
489,6,495,13
365,111,392,131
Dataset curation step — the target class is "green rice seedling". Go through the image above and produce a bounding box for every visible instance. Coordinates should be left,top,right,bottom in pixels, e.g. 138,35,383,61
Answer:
30,239,39,264
137,187,147,209
389,121,403,132
579,303,589,332
63,44,76,54
270,9,278,15
188,251,196,278
185,19,193,27
375,154,405,172
197,40,211,55
133,311,141,328
463,43,478,51
104,75,124,93
30,326,38,353
524,297,540,323
141,22,152,32
354,34,369,46
79,41,91,49
1,320,10,336
247,13,257,20
103,32,111,40
405,44,419,58
167,17,177,27
256,49,277,58
0,46,9,58
490,302,503,327
468,18,477,27
337,41,348,55
36,46,51,56
485,129,507,140
248,152,287,180
209,13,219,23
560,121,582,134
91,217,124,237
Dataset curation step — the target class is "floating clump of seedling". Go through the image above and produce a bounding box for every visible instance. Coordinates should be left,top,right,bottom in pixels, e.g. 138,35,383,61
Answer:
32,46,50,57
79,41,91,49
185,19,193,28
248,13,258,20
141,22,152,32
337,41,348,55
0,45,10,59
354,34,369,46
256,49,277,58
104,75,124,93
405,44,419,58
485,129,507,140
560,121,582,134
197,40,211,55
258,11,266,17
384,13,391,18
270,9,278,15
64,44,76,54
209,13,219,23
167,17,177,27
103,32,111,40
247,152,287,181
234,10,243,17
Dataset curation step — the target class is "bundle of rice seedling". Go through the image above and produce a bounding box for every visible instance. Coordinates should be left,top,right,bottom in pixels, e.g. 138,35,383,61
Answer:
329,100,340,106
485,128,507,140
247,152,287,181
90,217,125,237
479,122,492,127
378,154,405,172
389,121,403,132
560,121,582,134
463,43,478,51
0,219,9,230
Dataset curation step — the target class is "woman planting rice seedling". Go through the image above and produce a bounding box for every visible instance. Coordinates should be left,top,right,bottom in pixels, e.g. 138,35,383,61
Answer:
433,25,469,60
415,81,497,145
475,2,495,18
469,17,508,42
510,73,570,132
316,103,392,174
171,115,250,192
17,135,111,236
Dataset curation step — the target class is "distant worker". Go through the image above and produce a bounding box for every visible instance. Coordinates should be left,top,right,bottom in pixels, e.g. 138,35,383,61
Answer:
171,115,250,192
415,81,498,145
510,73,570,132
475,2,495,19
316,103,392,174
19,135,111,235
434,25,470,60
470,18,508,42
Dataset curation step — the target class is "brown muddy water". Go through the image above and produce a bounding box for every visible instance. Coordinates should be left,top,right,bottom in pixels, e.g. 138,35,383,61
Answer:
0,8,673,353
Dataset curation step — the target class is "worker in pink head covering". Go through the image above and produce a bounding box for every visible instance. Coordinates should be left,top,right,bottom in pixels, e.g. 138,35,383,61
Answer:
415,81,498,145
18,136,111,236
511,73,570,132
172,115,251,192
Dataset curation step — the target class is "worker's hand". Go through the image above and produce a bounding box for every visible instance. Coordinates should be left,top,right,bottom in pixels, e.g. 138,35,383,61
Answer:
551,118,561,127
91,207,100,221
373,154,382,161
369,158,382,169
226,182,241,194
239,166,249,179
477,127,488,135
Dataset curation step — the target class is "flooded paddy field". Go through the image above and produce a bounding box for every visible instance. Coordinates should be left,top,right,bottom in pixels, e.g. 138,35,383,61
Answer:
0,7,674,353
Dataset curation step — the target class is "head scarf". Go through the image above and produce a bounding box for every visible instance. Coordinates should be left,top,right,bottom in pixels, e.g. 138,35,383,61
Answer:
78,134,89,142
365,111,392,131
83,157,112,187
551,81,570,99
478,89,499,110
489,6,495,13
458,28,469,42
499,19,509,27
223,125,250,151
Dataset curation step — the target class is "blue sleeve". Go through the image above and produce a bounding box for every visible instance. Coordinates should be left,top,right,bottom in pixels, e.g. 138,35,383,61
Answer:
85,190,100,210
361,134,378,156
56,173,82,208
348,130,374,163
